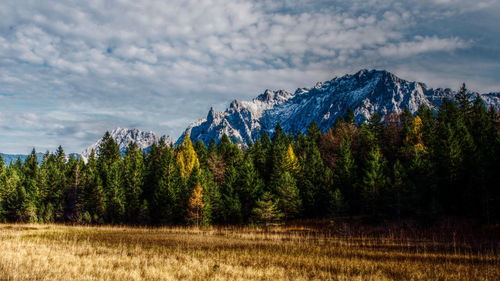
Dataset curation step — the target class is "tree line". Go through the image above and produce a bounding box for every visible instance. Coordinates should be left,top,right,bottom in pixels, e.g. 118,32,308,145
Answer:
0,85,498,225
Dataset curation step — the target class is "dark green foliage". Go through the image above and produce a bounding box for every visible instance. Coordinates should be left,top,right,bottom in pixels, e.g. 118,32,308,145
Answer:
0,86,498,225
123,143,145,223
252,192,284,226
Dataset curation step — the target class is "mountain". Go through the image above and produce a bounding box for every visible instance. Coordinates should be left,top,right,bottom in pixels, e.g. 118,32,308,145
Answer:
179,69,500,146
0,152,81,166
81,127,171,162
0,152,44,166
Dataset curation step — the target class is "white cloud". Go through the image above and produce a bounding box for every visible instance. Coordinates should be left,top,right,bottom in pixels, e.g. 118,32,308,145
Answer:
0,0,498,153
377,36,468,58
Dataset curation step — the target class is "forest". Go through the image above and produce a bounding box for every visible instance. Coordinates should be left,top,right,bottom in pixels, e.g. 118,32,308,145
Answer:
0,85,498,226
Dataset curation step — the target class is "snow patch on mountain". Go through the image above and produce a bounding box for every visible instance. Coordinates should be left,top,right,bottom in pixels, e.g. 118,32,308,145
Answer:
179,69,500,146
81,128,171,162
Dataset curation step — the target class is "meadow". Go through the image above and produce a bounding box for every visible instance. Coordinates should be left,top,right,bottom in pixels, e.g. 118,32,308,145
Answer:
0,221,498,281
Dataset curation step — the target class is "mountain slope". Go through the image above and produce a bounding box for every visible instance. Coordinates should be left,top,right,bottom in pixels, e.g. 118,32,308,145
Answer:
81,128,171,161
179,69,500,146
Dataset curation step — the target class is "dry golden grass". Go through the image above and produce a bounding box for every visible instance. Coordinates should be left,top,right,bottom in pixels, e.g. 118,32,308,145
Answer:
0,223,498,280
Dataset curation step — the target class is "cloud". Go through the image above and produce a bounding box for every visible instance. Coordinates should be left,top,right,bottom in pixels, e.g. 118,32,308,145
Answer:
0,0,499,153
377,36,468,58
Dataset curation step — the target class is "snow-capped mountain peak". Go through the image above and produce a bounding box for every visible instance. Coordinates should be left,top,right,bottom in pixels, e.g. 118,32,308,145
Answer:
81,127,171,162
178,69,499,146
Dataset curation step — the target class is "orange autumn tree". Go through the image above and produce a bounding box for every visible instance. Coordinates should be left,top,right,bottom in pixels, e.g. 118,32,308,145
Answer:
187,183,204,226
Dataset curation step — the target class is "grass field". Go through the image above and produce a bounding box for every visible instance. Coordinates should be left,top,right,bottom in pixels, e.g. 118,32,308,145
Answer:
0,222,498,280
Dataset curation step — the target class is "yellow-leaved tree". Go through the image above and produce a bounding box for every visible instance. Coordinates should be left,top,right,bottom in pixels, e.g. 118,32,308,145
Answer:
283,144,300,173
176,134,200,178
409,116,426,151
187,183,204,226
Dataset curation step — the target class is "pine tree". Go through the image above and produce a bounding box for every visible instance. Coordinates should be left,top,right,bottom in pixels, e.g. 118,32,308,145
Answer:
145,138,182,224
3,168,25,221
0,158,6,221
333,136,357,213
123,142,144,223
217,165,242,224
361,146,387,218
83,150,106,223
64,159,84,222
194,140,208,169
307,121,321,144
104,161,125,223
252,192,284,228
455,83,472,113
235,154,264,222
23,148,40,222
98,132,120,164
250,132,272,183
274,171,302,219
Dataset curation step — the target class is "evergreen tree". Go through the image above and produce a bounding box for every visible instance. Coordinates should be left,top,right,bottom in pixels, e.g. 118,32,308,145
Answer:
145,139,181,224
333,136,357,213
83,150,106,223
23,148,40,222
455,83,473,113
306,121,321,144
360,146,387,218
194,140,208,169
235,154,264,222
274,171,302,219
252,192,284,227
3,168,26,221
64,159,84,222
123,143,145,223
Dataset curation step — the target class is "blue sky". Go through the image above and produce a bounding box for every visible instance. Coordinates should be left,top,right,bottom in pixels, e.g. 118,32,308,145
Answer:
1,0,499,153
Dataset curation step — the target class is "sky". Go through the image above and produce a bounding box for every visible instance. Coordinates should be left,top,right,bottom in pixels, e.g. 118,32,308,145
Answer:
1,0,500,154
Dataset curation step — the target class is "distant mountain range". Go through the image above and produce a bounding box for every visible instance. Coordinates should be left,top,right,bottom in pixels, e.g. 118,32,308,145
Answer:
2,69,499,164
0,152,80,166
178,69,499,146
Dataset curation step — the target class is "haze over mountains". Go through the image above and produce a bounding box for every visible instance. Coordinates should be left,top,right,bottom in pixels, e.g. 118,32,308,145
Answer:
2,69,499,164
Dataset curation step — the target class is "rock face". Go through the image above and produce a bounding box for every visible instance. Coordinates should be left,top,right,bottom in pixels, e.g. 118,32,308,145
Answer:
178,69,500,146
81,127,171,162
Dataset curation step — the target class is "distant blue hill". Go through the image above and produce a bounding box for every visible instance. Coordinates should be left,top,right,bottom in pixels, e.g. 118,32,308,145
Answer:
0,153,44,166
0,152,81,166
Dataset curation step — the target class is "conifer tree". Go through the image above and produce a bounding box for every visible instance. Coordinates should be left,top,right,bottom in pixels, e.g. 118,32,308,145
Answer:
217,165,242,224
455,83,472,114
307,121,321,144
64,159,84,222
194,140,208,169
361,146,387,218
123,142,144,223
3,168,25,221
83,150,106,223
23,148,40,222
333,136,357,213
252,192,284,227
0,157,6,221
105,161,125,223
235,154,264,222
274,171,302,219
